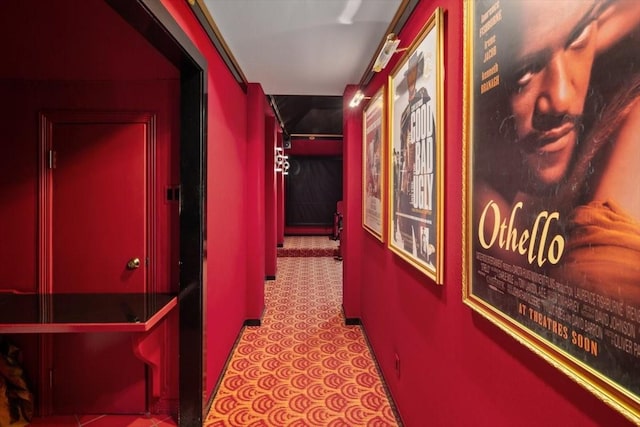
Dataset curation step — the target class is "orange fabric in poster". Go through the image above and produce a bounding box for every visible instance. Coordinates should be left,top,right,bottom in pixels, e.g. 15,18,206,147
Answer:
553,200,640,302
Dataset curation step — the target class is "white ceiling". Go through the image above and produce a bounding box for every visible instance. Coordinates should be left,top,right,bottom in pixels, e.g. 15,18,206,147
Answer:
202,0,403,96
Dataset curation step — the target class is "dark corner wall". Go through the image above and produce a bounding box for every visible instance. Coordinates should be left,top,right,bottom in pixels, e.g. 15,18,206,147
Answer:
285,138,343,236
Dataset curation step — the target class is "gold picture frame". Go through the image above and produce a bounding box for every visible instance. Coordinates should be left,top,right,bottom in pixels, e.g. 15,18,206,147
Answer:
387,7,444,284
463,0,640,422
362,86,386,241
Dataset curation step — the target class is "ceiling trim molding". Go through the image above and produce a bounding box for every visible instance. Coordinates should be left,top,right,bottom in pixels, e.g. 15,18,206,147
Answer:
268,95,287,136
189,0,248,91
358,0,420,87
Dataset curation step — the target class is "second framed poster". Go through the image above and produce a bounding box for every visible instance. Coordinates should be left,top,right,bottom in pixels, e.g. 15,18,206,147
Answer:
388,7,444,284
362,87,385,240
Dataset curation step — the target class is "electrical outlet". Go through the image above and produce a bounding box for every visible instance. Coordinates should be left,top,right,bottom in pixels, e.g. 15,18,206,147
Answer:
394,353,400,378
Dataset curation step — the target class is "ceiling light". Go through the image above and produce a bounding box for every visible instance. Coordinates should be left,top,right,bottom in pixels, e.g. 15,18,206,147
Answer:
372,34,401,72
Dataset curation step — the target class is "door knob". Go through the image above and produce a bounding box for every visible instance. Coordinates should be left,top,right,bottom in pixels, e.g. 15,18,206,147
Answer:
127,258,141,270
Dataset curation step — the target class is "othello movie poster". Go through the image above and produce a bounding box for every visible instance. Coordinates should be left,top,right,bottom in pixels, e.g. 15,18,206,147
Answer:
467,0,640,406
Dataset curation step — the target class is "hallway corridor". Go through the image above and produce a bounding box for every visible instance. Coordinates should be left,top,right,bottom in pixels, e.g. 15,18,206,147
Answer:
204,237,400,426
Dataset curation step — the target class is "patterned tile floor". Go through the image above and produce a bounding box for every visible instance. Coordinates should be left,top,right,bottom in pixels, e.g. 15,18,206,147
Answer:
204,247,400,426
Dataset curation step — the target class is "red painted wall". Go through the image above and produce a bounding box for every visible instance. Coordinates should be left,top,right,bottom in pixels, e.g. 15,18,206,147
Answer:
245,83,267,318
265,116,278,279
342,86,363,321
344,1,633,426
161,0,257,398
287,138,342,156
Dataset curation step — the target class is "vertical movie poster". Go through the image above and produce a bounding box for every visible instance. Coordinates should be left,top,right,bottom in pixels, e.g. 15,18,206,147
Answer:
467,0,640,415
390,23,439,277
363,90,384,239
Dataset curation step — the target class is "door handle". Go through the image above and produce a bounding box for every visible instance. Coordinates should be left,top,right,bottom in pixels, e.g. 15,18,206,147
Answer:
127,258,141,270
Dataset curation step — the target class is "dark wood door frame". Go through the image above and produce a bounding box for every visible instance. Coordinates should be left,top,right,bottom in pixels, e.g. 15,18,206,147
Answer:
105,1,207,425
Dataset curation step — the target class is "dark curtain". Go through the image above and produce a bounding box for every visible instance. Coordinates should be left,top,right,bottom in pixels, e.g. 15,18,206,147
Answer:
285,156,343,226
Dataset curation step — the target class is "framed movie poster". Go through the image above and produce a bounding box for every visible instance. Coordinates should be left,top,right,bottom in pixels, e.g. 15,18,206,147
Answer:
388,7,444,284
463,0,640,421
363,86,385,240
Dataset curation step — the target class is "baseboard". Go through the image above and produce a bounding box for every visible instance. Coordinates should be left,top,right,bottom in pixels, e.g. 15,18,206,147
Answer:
244,318,261,326
359,321,404,426
205,322,248,417
342,304,361,325
244,307,264,326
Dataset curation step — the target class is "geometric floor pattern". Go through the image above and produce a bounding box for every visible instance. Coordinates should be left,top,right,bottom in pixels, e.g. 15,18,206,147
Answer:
204,254,401,426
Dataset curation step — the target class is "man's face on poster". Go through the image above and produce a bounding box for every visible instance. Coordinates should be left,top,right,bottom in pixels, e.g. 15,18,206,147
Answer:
506,1,599,188
407,63,418,98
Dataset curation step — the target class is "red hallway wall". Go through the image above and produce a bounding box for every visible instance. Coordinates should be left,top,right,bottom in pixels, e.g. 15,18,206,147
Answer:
265,115,278,279
344,1,633,426
342,86,363,322
161,0,260,398
287,138,343,156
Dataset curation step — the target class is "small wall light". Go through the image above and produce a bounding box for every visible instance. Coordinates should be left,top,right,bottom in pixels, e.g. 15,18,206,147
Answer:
349,90,369,108
373,33,402,72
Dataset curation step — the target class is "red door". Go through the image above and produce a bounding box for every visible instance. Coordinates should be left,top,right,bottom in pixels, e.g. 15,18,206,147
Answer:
52,120,147,294
40,112,155,414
